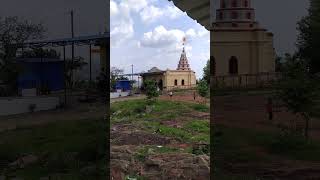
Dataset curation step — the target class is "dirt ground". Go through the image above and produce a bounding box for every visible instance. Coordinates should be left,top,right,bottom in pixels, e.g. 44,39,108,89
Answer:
213,94,320,139
213,93,320,179
110,91,210,180
160,90,209,104
0,97,105,132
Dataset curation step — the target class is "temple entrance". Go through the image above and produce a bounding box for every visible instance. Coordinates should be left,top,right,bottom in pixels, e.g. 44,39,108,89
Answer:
158,79,163,90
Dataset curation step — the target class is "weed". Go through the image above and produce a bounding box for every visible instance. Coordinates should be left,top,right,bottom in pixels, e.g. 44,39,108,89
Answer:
191,104,209,112
184,121,209,133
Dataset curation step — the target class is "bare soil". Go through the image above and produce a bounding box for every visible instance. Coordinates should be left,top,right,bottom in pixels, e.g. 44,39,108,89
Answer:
214,93,320,179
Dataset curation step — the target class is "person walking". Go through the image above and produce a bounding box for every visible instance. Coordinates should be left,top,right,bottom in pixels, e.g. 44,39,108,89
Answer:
169,91,173,100
193,91,196,101
266,97,273,121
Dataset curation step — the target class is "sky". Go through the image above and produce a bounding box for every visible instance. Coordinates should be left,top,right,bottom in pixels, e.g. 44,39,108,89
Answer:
110,0,210,79
111,0,309,79
0,0,310,79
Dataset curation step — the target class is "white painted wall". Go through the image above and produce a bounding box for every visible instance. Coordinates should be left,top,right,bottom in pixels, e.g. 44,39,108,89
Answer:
110,92,130,99
0,96,61,116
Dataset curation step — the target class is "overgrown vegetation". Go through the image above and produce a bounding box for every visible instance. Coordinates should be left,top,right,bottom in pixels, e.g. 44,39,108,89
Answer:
197,79,209,103
111,99,209,144
0,118,106,180
0,16,46,95
143,80,159,104
275,54,320,139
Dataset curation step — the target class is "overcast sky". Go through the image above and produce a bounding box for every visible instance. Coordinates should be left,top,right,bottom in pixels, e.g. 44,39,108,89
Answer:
110,0,210,79
0,0,309,78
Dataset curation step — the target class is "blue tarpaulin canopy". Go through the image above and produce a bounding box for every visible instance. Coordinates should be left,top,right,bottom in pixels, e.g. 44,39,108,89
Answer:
116,80,131,91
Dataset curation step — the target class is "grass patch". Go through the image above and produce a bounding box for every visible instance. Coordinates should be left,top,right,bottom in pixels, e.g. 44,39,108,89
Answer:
158,126,192,141
0,118,106,180
191,104,209,112
134,145,182,162
184,121,209,133
215,124,320,178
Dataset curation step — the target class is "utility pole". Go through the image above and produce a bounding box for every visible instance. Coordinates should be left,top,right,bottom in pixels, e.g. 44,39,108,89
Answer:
131,64,134,81
70,10,75,88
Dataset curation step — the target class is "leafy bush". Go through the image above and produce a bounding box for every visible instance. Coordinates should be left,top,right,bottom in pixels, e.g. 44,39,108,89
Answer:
144,80,159,100
192,144,209,155
197,79,209,101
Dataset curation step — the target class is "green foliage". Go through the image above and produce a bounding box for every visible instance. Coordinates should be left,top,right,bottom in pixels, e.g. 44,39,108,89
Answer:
144,79,159,100
21,48,60,59
184,121,209,133
191,104,209,112
197,79,209,98
275,55,284,72
192,144,209,155
110,67,128,92
65,56,88,88
275,54,320,138
0,16,46,93
0,118,106,179
158,126,192,141
202,59,210,85
297,0,320,74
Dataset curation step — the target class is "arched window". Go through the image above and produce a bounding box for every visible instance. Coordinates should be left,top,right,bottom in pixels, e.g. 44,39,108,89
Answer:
229,56,238,74
231,11,238,19
181,79,185,86
174,79,178,86
246,12,251,19
232,0,237,7
244,0,249,7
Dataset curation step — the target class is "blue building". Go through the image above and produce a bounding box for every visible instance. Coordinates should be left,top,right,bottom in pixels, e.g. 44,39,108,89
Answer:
16,58,64,92
115,80,131,91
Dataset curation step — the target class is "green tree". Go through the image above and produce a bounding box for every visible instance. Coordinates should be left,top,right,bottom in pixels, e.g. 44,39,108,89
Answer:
0,16,46,94
276,54,320,139
144,80,159,103
65,56,88,88
197,79,209,104
110,67,128,91
275,55,284,72
297,0,320,74
21,48,60,59
202,59,210,85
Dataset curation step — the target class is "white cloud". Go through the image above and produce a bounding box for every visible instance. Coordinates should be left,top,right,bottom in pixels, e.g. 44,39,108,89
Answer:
140,25,185,49
110,0,118,17
166,5,184,19
139,4,184,24
110,0,135,47
186,28,197,38
140,5,164,24
122,0,148,12
197,28,209,38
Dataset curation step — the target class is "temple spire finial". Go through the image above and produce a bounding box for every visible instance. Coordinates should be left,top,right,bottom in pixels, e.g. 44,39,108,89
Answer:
177,37,191,71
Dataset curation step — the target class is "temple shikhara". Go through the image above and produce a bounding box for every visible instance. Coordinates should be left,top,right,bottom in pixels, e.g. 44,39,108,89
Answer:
141,38,196,91
211,0,276,85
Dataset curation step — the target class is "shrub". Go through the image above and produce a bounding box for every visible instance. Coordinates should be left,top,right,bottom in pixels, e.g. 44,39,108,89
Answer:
144,80,159,100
